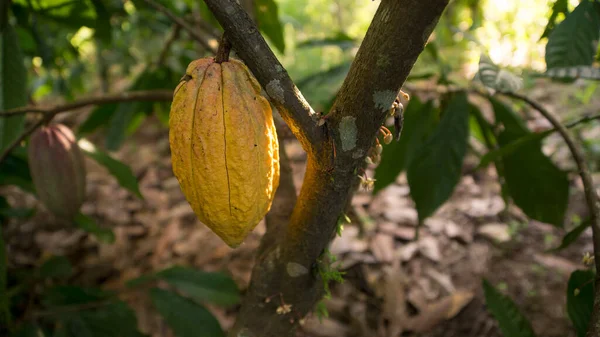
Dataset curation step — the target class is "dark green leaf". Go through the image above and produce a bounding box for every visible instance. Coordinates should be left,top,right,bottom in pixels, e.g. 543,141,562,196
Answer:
0,23,28,153
90,0,112,43
26,0,97,30
483,279,537,337
0,192,34,221
78,104,118,137
254,0,285,53
38,255,73,279
541,0,569,39
150,288,224,337
470,103,497,149
297,62,351,112
567,270,595,337
74,213,115,244
491,97,569,227
103,69,171,151
157,266,240,306
374,97,437,193
297,32,355,50
0,206,35,219
550,219,591,252
407,92,470,221
42,285,106,307
105,102,149,151
478,130,553,168
546,0,600,69
0,153,33,193
78,139,143,199
57,301,145,337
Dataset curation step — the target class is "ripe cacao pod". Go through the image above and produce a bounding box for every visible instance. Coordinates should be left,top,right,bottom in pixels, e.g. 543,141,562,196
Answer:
169,58,280,248
28,124,86,220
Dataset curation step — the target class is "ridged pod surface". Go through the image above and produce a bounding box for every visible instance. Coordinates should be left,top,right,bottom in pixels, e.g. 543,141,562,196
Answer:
169,58,280,248
28,124,86,219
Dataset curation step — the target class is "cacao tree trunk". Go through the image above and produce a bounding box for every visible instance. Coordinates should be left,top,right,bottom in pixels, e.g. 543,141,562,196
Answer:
201,0,450,335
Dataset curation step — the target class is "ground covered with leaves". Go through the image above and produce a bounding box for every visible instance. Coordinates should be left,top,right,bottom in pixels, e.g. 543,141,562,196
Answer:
3,82,598,337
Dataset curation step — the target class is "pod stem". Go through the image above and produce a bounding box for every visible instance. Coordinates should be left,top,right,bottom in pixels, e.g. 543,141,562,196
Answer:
215,34,232,63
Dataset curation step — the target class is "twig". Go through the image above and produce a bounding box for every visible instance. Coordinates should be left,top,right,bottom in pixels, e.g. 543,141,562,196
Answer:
0,90,173,165
0,90,173,116
156,24,181,67
141,0,216,54
214,34,232,64
0,114,54,164
501,91,600,337
202,0,322,154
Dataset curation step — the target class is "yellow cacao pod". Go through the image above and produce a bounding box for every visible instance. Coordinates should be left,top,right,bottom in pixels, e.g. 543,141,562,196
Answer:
169,58,280,248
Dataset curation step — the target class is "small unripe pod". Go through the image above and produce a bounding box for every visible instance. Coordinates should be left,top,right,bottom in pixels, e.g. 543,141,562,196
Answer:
28,124,86,219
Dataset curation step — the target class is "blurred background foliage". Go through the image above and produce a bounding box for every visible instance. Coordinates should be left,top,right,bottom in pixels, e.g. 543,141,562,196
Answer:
2,0,600,336
11,0,586,114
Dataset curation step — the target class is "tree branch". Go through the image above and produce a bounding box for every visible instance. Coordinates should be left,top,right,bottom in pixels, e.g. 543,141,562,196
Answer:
500,92,600,337
0,114,53,164
0,90,173,116
221,0,449,335
202,0,323,155
141,0,217,54
156,24,182,67
0,90,173,165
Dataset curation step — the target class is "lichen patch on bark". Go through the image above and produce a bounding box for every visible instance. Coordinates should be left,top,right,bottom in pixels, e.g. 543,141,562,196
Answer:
286,262,308,277
373,90,397,112
266,79,285,104
339,116,358,152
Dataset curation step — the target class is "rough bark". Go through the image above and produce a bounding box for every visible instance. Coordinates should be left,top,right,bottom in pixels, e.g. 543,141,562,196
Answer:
203,0,323,156
202,0,449,336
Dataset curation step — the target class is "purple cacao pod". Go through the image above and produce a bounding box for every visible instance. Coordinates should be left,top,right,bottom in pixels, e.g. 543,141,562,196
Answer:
28,124,86,220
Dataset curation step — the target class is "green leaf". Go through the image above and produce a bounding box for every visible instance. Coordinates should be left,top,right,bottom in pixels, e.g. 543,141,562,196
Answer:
483,279,537,337
374,97,437,193
25,0,97,30
90,0,112,43
78,139,143,199
0,206,35,219
478,130,553,168
74,213,115,244
0,153,33,193
38,255,73,279
42,285,106,307
57,301,144,337
105,102,149,151
78,104,118,137
156,266,240,306
567,270,595,337
297,32,356,50
546,0,600,69
540,0,570,39
254,0,285,54
0,23,28,153
150,288,224,337
549,219,591,252
491,98,569,227
103,69,171,151
407,92,470,221
470,103,497,149
0,225,9,327
297,62,351,111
